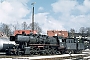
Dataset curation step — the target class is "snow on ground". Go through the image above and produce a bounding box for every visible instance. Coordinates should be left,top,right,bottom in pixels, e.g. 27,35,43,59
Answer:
0,54,86,60
0,58,28,60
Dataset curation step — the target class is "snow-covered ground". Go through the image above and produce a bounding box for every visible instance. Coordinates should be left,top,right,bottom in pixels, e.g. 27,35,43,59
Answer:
0,58,28,60
0,54,87,60
82,49,90,60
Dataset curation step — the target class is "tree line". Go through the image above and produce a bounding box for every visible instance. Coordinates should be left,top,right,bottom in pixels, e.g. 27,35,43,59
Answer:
69,27,90,34
0,22,42,37
0,21,90,37
69,27,90,37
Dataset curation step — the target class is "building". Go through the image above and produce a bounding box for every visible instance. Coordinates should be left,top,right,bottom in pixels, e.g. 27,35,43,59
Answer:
47,30,68,38
14,30,37,36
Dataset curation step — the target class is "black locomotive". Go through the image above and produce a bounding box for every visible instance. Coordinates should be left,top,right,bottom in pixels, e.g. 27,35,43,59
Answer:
4,33,85,55
9,33,61,55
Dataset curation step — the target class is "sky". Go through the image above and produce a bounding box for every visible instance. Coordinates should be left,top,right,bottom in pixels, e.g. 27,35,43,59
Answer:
0,0,90,34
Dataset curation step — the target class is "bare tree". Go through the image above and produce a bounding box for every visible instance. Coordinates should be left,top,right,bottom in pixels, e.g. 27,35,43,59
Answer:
86,27,90,36
70,28,75,33
0,23,3,31
79,27,87,37
13,22,19,30
79,27,86,34
69,28,75,37
28,22,42,34
1,23,12,37
22,21,28,30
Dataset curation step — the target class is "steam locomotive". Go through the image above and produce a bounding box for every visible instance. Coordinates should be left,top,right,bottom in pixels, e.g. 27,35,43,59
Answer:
0,33,85,55
9,33,62,55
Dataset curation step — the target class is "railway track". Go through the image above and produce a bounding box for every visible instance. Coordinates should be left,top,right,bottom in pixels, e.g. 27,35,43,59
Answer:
0,49,90,60
0,54,87,60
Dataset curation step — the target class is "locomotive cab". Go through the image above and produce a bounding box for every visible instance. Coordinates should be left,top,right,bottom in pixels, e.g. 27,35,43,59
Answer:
65,38,77,53
58,36,66,49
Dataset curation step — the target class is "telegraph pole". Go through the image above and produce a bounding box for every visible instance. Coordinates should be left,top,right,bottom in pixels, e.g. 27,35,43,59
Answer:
31,2,36,32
